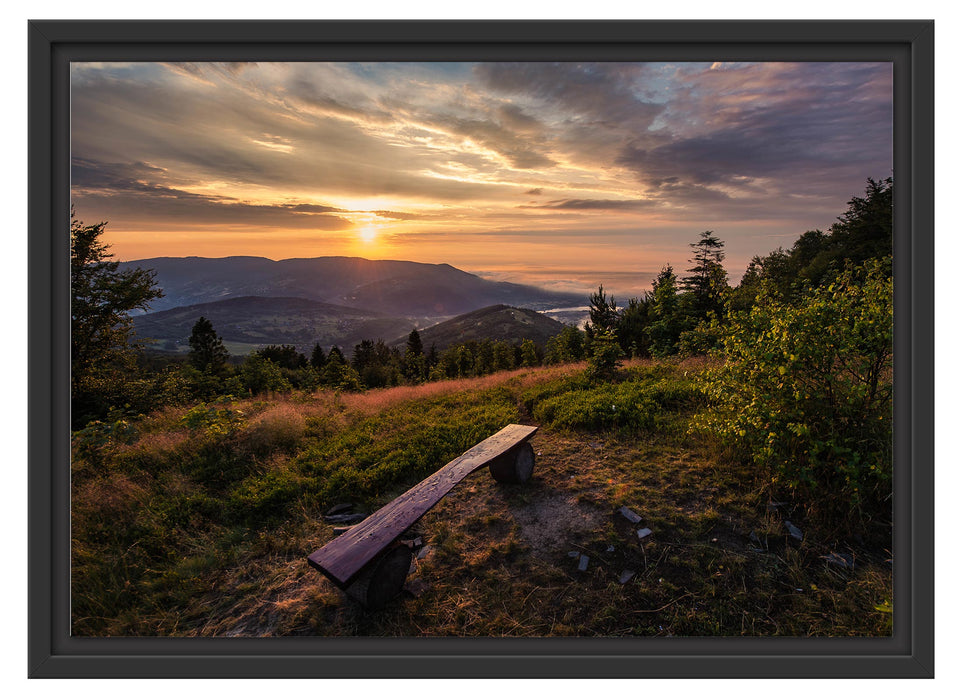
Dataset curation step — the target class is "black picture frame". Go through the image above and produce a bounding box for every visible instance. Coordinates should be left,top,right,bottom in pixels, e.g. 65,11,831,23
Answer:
28,19,934,678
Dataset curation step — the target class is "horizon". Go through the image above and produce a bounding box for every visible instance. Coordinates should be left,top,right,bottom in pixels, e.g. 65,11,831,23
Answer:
72,61,893,299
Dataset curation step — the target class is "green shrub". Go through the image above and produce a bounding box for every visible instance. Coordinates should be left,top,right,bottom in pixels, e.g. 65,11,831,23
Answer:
530,372,706,433
239,354,293,395
179,396,246,439
586,329,624,381
692,259,892,524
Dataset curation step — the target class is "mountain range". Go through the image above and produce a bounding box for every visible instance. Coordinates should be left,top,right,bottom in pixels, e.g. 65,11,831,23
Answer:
122,256,585,354
119,256,581,316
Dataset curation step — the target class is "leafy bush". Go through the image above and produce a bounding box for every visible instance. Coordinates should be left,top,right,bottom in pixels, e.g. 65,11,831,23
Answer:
529,370,706,433
72,409,142,467
239,354,293,395
692,259,892,523
179,396,246,439
586,328,624,381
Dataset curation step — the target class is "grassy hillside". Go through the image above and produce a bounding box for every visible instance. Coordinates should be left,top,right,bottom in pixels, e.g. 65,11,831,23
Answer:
393,304,566,351
71,359,892,637
132,296,417,353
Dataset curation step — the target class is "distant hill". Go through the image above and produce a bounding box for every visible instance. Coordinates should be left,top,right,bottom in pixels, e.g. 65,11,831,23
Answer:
132,296,417,353
395,305,566,351
119,255,583,317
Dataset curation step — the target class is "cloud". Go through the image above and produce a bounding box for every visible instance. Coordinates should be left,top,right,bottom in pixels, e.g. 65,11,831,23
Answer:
71,158,352,230
69,60,893,265
371,210,425,220
475,62,662,128
523,198,658,211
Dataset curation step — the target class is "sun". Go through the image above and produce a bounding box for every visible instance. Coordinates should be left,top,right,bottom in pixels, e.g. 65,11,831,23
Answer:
357,225,379,243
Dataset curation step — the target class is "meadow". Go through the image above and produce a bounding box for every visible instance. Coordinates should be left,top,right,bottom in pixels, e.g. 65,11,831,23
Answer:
70,358,892,637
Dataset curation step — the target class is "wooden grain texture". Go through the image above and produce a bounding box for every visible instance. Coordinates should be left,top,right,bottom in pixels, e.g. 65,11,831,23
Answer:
308,424,538,587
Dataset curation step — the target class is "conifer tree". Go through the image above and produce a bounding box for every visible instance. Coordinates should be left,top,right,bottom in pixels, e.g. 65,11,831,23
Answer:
682,231,728,320
188,317,229,373
310,343,326,369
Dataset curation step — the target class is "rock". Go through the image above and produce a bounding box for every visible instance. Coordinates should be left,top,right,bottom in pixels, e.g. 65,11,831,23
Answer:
823,552,855,568
618,506,643,524
404,578,430,597
577,554,590,572
636,528,653,540
325,503,355,516
324,512,368,524
784,521,803,541
619,570,636,584
416,545,432,560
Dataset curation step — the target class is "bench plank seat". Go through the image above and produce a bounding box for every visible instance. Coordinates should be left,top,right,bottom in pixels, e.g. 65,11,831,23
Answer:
308,423,537,588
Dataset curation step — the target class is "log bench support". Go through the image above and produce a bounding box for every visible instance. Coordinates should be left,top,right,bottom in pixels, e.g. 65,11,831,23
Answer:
307,424,538,608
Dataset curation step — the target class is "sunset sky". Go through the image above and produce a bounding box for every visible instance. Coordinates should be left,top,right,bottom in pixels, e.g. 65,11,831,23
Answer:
70,61,892,298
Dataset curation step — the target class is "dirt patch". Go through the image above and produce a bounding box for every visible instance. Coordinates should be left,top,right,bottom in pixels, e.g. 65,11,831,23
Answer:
508,490,606,556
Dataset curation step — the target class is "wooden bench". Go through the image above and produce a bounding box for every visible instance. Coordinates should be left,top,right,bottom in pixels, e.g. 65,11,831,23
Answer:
307,424,538,608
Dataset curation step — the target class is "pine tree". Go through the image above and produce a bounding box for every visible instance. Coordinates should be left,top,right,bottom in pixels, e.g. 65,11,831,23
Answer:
404,329,425,381
310,343,326,369
520,338,539,367
586,284,619,334
647,264,684,357
681,231,728,320
188,317,229,373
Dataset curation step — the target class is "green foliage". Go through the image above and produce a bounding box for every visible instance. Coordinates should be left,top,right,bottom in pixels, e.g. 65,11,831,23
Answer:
646,264,688,357
404,329,426,382
692,259,892,524
681,231,728,321
616,296,652,357
154,363,226,405
519,338,540,367
586,328,623,381
239,354,293,395
71,408,142,467
188,317,229,374
257,344,307,369
319,351,362,390
586,285,618,334
729,179,893,308
179,396,246,439
352,338,402,388
544,325,586,364
677,314,723,357
292,389,520,505
309,343,327,369
828,177,893,268
71,212,164,428
527,367,706,433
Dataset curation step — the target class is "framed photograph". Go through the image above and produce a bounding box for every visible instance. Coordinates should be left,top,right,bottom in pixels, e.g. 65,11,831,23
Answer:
28,20,934,677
